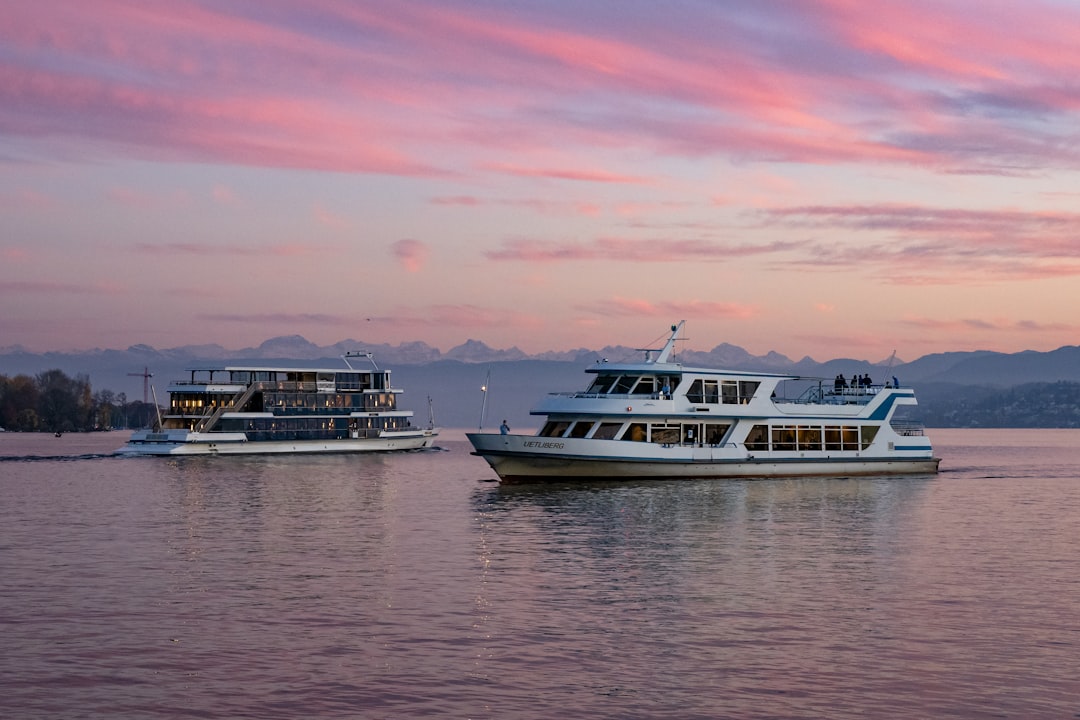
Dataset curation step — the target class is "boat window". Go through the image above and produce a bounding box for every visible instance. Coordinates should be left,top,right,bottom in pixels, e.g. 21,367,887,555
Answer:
824,427,843,451
704,423,731,445
631,376,658,396
721,381,739,404
611,375,638,394
650,424,680,444
705,380,760,404
585,375,615,394
739,381,760,401
687,380,702,403
745,425,769,451
797,426,822,451
568,421,593,438
861,425,879,449
620,423,647,442
772,425,797,451
592,423,622,440
842,426,859,449
687,379,720,404
337,372,362,390
539,421,570,437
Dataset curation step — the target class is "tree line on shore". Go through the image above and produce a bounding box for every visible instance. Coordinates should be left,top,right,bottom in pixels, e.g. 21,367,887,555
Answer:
0,369,158,433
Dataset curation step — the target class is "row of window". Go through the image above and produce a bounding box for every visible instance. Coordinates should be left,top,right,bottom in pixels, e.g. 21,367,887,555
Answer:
262,392,395,410
539,420,731,445
685,379,760,405
579,374,763,404
584,374,681,396
537,419,880,451
745,424,878,451
214,415,411,441
225,370,390,390
169,392,395,415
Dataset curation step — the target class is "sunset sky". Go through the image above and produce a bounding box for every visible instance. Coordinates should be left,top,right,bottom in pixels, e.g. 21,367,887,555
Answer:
4,0,1080,361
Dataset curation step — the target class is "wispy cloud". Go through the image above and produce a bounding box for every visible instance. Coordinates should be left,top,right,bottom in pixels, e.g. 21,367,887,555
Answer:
430,194,605,216
900,316,1077,334
391,239,429,272
313,203,350,229
760,204,1080,282
133,241,324,257
480,163,652,185
198,312,350,326
0,280,122,295
6,1,1080,177
365,304,542,331
582,297,758,320
486,236,804,262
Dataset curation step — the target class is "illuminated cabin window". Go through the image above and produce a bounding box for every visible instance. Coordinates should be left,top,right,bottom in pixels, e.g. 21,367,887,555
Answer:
620,423,647,441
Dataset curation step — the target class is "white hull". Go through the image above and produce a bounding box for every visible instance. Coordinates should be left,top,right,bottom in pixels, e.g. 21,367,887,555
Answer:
468,433,939,483
120,429,438,456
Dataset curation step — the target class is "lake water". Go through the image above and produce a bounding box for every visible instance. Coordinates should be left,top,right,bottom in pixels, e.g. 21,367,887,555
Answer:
2,428,1078,719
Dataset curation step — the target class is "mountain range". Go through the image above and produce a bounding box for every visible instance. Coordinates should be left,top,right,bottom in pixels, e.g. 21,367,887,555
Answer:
3,336,1080,428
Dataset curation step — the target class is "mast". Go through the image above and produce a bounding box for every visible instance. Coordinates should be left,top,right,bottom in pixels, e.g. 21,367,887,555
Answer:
653,321,685,364
479,367,491,430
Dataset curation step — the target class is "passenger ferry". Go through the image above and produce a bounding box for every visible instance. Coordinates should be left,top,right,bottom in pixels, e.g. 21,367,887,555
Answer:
119,353,438,455
468,322,939,483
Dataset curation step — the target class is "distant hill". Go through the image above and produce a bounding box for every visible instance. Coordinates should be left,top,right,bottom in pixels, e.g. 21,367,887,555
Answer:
3,336,1080,428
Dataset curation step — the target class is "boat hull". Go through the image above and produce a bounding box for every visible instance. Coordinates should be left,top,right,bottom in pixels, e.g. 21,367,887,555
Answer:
468,433,939,484
119,429,438,456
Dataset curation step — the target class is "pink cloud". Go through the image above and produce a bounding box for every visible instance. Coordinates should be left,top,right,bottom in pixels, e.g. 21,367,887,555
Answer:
313,203,349,229
583,297,758,320
431,195,603,217
900,315,1078,334
108,186,189,209
761,204,1080,283
5,0,1080,179
430,195,482,206
0,189,55,211
366,304,542,331
391,239,429,273
133,241,322,257
212,185,239,206
198,312,351,326
0,279,122,295
481,162,652,185
486,236,803,262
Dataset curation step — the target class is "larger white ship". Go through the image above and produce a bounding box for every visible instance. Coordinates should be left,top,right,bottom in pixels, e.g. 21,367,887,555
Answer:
468,322,939,483
119,353,437,455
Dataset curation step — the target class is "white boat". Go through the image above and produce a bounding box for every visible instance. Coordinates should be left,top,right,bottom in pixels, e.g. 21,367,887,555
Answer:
468,322,939,483
119,353,437,455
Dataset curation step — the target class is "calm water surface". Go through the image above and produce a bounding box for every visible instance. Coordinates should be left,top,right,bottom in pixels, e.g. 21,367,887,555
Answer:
1,429,1079,719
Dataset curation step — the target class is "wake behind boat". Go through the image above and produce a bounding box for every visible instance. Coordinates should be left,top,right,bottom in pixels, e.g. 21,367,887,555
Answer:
119,352,437,455
468,322,939,483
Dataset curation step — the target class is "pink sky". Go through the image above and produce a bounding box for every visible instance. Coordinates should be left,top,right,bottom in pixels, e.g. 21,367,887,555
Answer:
3,0,1080,361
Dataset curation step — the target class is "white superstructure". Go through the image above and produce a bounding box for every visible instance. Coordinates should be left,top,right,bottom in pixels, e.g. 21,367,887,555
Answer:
468,322,939,483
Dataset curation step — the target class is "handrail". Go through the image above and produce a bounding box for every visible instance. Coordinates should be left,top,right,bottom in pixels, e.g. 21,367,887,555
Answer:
195,382,260,432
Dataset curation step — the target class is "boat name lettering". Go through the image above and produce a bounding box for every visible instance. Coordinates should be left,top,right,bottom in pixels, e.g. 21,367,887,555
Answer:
523,440,565,449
